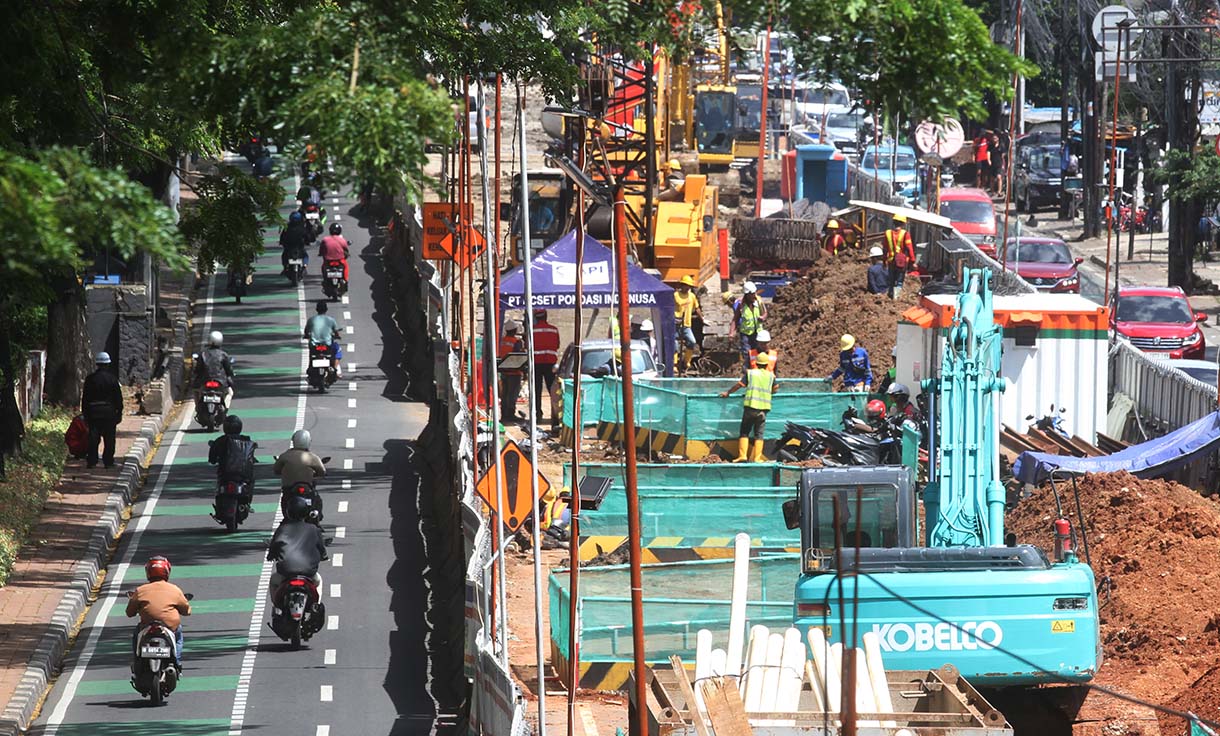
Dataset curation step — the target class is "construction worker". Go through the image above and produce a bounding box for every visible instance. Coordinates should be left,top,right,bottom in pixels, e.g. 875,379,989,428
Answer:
720,352,778,463
497,320,525,422
823,219,848,255
531,309,561,426
749,329,778,374
674,275,702,373
883,214,915,296
866,246,890,294
827,334,873,392
659,159,687,202
732,281,766,376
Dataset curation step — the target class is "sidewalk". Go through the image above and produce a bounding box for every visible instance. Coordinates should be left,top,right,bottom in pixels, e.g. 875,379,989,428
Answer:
0,405,168,736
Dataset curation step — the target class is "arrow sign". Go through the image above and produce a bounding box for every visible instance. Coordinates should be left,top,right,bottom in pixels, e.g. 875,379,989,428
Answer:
474,439,550,533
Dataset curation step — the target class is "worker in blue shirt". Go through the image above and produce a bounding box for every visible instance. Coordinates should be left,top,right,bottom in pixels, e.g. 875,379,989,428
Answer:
827,334,873,391
866,246,890,295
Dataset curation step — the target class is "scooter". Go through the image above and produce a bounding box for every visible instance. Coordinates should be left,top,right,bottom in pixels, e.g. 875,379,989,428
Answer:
211,477,252,532
306,342,337,391
301,202,326,241
269,575,326,649
1027,404,1069,437
321,259,348,301
130,593,193,706
194,378,228,430
285,253,307,286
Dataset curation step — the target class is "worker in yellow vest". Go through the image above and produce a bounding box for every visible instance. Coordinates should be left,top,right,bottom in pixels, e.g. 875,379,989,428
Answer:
748,329,778,374
720,352,778,462
823,219,848,255
674,275,702,373
883,214,915,297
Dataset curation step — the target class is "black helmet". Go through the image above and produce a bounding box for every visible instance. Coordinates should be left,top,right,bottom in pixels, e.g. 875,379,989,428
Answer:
328,223,342,236
223,415,243,435
283,493,313,521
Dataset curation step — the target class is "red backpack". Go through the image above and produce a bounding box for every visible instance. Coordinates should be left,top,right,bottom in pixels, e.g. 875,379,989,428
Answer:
65,415,89,458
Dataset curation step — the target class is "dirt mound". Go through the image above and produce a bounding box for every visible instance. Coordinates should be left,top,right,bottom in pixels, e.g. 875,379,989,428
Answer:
1006,472,1220,707
1160,666,1220,736
766,252,919,378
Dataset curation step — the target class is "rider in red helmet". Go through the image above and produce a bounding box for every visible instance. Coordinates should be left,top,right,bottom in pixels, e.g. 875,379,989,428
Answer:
126,556,191,666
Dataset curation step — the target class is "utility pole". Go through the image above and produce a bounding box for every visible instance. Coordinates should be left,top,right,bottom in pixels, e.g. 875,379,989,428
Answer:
1058,0,1072,220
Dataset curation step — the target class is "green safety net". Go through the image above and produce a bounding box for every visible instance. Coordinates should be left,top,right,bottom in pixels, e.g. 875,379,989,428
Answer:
566,463,804,546
549,555,800,663
561,377,867,441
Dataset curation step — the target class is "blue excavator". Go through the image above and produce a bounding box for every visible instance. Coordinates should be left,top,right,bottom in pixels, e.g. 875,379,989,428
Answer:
783,268,1100,686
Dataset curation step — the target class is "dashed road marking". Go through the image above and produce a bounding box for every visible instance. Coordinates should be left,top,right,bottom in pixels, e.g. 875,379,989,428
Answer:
345,438,354,448
343,458,353,470
324,649,336,665
348,363,357,374
345,325,353,334
347,419,357,428
343,311,351,320
336,526,346,539
346,343,355,353
341,296,349,304
317,726,331,736
348,381,357,391
334,214,342,222
348,398,357,408
327,615,339,630
341,480,352,490
330,584,342,598
320,685,333,702
337,501,349,512
332,553,344,567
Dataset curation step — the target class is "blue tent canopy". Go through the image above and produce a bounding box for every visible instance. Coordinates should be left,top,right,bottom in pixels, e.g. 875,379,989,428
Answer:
1012,411,1220,485
499,230,677,377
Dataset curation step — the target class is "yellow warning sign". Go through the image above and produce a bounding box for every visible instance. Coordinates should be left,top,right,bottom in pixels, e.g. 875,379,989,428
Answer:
1051,620,1076,634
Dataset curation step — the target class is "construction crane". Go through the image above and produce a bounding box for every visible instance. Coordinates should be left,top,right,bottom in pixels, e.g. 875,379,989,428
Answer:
782,268,1101,686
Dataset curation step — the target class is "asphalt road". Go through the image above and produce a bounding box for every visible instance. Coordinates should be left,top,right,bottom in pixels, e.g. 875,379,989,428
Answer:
28,166,434,735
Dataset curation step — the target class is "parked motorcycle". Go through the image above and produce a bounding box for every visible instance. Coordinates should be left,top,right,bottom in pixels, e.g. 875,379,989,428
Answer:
194,378,228,430
775,414,902,466
321,259,348,301
130,594,193,705
306,342,337,391
1026,404,1069,437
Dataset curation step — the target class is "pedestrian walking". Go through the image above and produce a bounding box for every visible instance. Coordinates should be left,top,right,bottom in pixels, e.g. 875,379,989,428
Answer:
497,320,525,423
530,310,560,427
82,352,123,468
827,335,873,392
731,281,767,375
720,352,778,463
674,275,702,373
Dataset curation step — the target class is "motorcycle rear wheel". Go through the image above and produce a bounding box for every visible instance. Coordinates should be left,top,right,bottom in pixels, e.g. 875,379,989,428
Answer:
225,514,239,532
291,624,302,650
150,673,164,706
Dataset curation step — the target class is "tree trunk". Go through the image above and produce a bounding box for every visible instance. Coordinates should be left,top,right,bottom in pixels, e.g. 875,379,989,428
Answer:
44,273,91,408
0,323,24,466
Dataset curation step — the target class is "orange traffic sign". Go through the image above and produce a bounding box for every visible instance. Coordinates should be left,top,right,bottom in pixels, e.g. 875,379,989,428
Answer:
455,225,488,270
474,439,550,533
421,202,472,260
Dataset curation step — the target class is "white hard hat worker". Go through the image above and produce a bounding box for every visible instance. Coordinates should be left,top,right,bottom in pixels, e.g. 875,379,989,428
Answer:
503,320,522,334
640,319,654,333
840,334,856,352
868,246,884,258
756,329,771,343
95,352,112,365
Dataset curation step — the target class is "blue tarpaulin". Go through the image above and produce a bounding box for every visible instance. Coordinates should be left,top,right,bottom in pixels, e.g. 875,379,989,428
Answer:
1013,411,1220,485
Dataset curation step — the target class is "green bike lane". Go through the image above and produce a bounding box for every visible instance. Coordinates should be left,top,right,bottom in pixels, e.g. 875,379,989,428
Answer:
29,188,311,736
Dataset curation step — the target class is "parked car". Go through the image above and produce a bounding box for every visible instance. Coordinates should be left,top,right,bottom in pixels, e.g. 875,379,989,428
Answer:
1111,285,1207,360
1013,142,1063,213
821,111,869,154
557,339,659,380
1003,237,1082,293
1164,358,1218,387
860,145,920,203
939,187,998,256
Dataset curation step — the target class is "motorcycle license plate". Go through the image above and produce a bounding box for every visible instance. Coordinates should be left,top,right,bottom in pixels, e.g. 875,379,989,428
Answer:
288,258,304,266
203,395,222,403
325,269,344,279
311,358,331,368
140,645,171,658
305,212,320,220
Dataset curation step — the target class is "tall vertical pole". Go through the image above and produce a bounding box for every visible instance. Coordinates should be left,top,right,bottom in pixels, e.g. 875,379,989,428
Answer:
755,24,772,217
517,91,548,736
615,183,649,736
1000,0,1024,265
494,74,504,335
644,53,657,267
566,129,587,736
1104,33,1124,306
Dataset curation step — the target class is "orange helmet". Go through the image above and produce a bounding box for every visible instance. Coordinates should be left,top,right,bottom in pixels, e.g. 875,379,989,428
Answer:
145,556,172,582
865,399,887,419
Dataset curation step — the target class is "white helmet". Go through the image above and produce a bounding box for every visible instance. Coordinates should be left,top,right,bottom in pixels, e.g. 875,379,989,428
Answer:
504,320,522,334
95,352,112,365
209,331,224,348
742,281,758,295
640,319,654,332
756,329,771,342
868,246,884,258
291,429,312,451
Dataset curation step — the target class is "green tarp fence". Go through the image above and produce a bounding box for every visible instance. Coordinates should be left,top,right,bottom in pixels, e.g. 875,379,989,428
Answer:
564,463,803,546
561,377,867,441
549,555,800,663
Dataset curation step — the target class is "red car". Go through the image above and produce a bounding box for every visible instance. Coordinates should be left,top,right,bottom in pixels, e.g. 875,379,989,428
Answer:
1112,285,1207,359
1004,237,1082,293
939,187,998,256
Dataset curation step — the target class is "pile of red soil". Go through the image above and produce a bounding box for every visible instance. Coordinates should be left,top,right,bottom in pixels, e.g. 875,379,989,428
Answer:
1006,472,1220,717
766,252,919,378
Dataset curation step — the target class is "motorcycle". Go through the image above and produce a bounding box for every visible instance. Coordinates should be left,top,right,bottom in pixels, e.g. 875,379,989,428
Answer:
775,413,902,466
300,202,326,241
280,480,326,524
285,252,307,286
269,574,326,649
194,377,228,430
306,342,337,391
321,259,348,301
1026,404,1068,437
226,265,250,304
130,593,193,705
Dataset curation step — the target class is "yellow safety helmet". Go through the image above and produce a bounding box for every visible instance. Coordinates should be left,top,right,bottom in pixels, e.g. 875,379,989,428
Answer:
680,275,696,287
893,214,908,224
840,334,856,351
826,219,840,230
754,352,771,366
667,159,683,172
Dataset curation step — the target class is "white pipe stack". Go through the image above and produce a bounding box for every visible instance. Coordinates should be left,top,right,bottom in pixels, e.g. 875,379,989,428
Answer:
741,625,770,711
725,533,751,683
694,628,713,714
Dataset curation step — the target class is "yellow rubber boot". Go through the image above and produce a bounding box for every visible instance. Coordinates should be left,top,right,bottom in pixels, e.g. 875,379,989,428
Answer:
681,348,695,373
732,437,749,462
749,440,765,463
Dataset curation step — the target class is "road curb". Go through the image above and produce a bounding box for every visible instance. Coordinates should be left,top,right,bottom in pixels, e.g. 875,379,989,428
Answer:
0,411,168,736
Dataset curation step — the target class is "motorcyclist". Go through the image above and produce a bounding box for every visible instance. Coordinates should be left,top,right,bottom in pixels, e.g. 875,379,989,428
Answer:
318,223,350,281
886,383,920,422
280,211,311,274
126,556,191,668
304,300,343,377
273,429,326,522
208,415,257,508
266,494,327,613
862,399,889,433
195,331,234,408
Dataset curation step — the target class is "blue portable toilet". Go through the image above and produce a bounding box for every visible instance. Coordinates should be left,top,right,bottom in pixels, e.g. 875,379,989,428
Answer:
793,144,848,209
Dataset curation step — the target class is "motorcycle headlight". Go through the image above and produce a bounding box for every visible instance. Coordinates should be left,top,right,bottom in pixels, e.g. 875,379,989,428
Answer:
1183,331,1202,346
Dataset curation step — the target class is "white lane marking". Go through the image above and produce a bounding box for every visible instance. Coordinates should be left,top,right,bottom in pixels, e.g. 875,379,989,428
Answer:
227,237,309,736
332,553,344,567
338,501,349,512
345,438,354,448
330,584,342,598
334,214,342,222
336,526,346,539
343,458,353,470
43,272,220,732
327,615,339,630
347,418,357,428
345,325,353,334
346,343,355,353
341,480,352,489
320,685,333,702
341,295,349,304
343,311,351,320
317,727,331,736
348,381,357,391
348,398,357,408
347,363,357,374
324,649,337,665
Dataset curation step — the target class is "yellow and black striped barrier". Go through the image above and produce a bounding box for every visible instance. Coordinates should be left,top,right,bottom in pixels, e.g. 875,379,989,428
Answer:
579,535,800,563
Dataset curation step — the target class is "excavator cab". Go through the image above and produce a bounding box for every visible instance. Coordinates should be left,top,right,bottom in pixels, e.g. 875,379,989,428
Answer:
694,86,737,169
502,170,572,267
